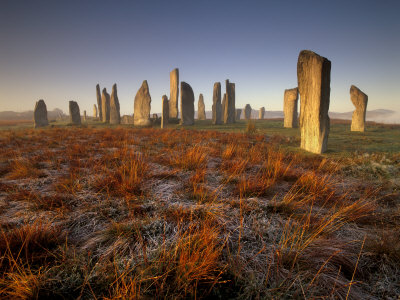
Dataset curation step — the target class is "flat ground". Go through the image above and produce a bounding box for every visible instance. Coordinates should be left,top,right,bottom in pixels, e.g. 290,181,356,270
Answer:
0,119,399,299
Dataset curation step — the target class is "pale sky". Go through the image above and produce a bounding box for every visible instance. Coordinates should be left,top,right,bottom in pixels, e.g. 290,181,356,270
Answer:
0,0,399,115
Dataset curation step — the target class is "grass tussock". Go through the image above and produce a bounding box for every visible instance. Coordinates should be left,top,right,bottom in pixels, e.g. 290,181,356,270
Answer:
0,126,398,299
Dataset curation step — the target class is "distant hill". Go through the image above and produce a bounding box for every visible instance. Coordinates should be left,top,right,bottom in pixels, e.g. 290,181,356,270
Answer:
204,109,398,124
0,108,66,120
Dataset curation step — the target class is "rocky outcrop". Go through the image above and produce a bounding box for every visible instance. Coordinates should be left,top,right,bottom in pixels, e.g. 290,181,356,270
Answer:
236,109,242,120
198,94,206,120
110,84,121,124
284,88,299,128
222,93,226,122
180,82,195,126
101,88,110,123
161,95,169,129
259,107,265,119
297,50,331,154
212,82,222,125
134,80,152,126
96,84,102,121
33,99,49,128
224,80,235,123
69,101,81,125
244,104,252,120
350,85,368,132
169,68,179,118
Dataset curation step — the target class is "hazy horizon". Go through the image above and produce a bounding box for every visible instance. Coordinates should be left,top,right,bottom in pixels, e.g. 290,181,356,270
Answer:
1,0,399,116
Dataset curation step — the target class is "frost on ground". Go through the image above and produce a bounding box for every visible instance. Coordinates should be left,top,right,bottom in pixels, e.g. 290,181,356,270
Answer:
0,127,399,299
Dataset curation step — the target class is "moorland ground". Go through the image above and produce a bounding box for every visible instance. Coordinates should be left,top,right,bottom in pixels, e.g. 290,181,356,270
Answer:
0,119,399,299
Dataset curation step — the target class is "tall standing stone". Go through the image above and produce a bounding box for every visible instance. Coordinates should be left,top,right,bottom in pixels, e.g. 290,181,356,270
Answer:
244,104,252,120
134,80,152,126
259,107,265,119
212,82,222,125
161,95,169,129
222,94,226,122
169,68,179,119
297,50,331,154
236,109,242,120
101,88,110,123
69,101,81,125
83,110,87,122
180,82,195,126
284,88,299,128
96,84,102,122
93,104,98,118
350,85,368,132
197,94,206,120
224,80,235,123
33,99,49,128
110,84,121,124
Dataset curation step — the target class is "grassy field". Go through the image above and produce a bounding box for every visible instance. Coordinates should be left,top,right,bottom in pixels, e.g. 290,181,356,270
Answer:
0,119,399,299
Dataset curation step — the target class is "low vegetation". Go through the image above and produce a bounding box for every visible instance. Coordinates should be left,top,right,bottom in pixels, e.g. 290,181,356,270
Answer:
0,120,399,299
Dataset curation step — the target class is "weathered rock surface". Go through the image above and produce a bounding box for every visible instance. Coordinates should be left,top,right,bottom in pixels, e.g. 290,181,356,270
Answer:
169,68,179,118
101,88,110,123
236,109,242,120
121,115,134,124
350,85,368,132
93,104,98,118
222,94,226,122
161,95,169,129
134,80,152,126
259,107,265,119
96,84,102,121
244,104,252,120
284,88,299,128
224,80,235,123
297,50,331,154
180,82,195,125
83,110,87,122
198,94,206,120
110,84,121,124
69,101,81,125
212,82,222,125
33,99,49,128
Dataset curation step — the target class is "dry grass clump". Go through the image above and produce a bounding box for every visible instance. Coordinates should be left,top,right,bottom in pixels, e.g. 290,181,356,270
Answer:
0,127,398,299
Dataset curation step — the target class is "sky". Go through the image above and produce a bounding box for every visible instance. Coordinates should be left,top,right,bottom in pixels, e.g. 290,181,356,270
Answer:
0,0,399,116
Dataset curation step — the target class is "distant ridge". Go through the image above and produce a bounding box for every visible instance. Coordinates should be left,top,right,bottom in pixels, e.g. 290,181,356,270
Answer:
204,109,398,124
0,108,66,120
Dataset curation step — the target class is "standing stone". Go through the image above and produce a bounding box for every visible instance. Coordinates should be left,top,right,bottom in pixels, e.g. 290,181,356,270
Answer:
110,84,121,124
297,50,331,154
224,80,236,123
121,115,134,124
222,94,226,122
244,104,252,120
96,84,102,122
134,80,152,126
161,95,169,129
83,110,87,122
93,104,98,118
69,101,81,125
350,85,368,132
284,88,299,128
212,82,222,125
180,82,195,125
169,68,179,119
259,107,265,119
101,88,110,123
236,109,242,120
33,99,49,128
197,94,206,120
